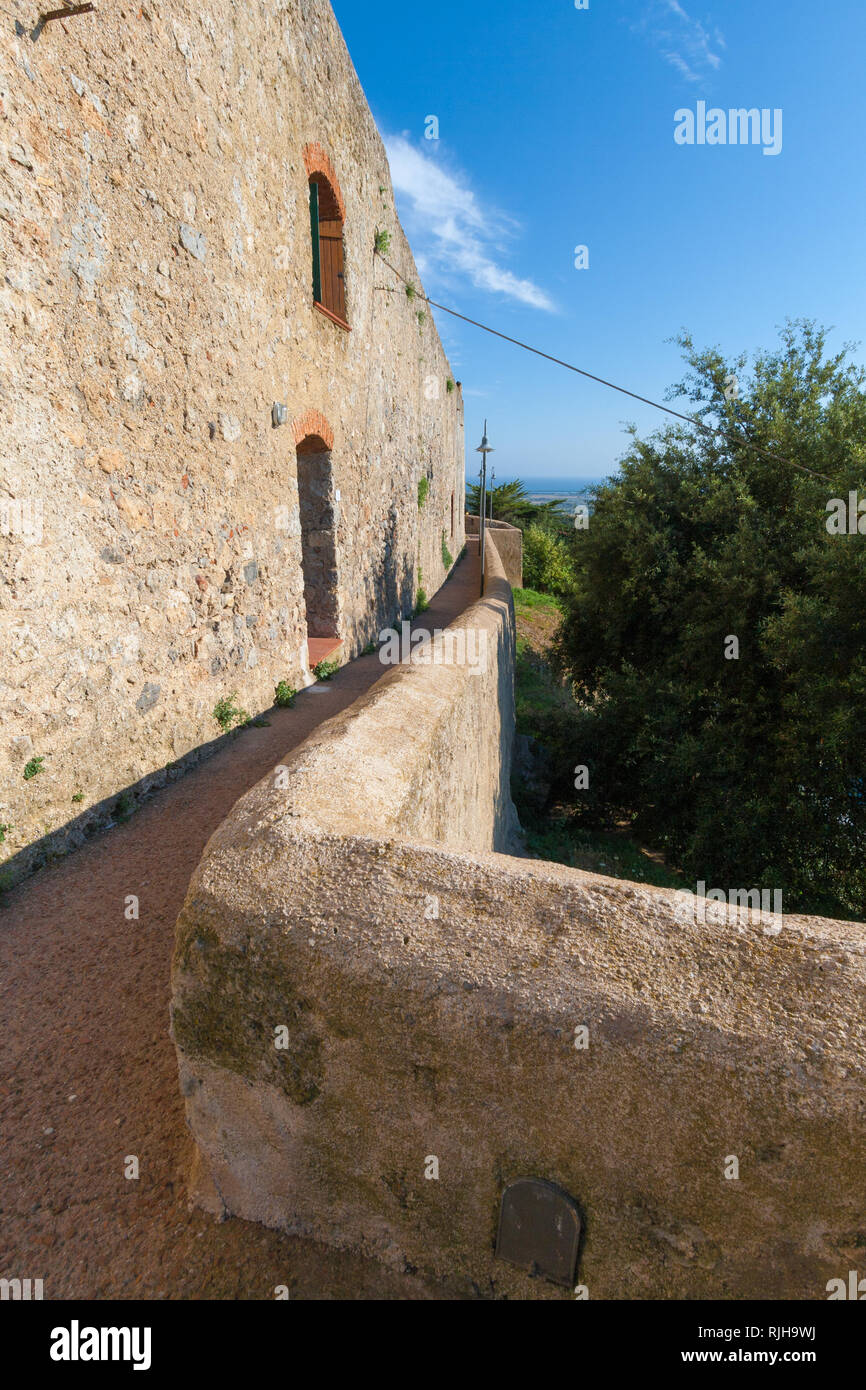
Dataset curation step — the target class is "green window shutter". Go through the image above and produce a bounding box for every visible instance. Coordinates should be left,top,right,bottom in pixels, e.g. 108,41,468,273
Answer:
309,181,321,302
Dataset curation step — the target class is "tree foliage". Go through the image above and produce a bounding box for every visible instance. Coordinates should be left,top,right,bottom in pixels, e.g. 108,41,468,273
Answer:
553,321,866,918
522,524,575,596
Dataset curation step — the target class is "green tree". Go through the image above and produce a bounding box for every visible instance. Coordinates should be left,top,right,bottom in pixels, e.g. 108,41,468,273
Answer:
465,478,567,531
522,523,575,596
553,320,866,918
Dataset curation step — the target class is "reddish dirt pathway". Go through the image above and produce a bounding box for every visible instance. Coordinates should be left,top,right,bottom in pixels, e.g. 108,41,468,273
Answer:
0,550,480,1300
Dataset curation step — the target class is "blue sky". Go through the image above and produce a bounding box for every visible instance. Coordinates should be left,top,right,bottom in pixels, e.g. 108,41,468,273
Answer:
332,0,866,483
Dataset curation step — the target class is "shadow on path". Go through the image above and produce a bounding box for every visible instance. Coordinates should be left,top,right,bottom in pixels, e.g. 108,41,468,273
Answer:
0,547,480,1300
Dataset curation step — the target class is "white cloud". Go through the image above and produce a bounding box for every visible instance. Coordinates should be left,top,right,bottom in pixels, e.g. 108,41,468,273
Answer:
383,135,555,313
634,1,725,82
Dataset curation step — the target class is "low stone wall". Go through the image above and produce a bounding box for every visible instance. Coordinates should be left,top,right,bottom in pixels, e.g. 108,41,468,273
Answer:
466,514,522,589
171,537,866,1301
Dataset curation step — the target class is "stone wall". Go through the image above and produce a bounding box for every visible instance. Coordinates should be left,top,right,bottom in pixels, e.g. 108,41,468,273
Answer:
170,533,866,1299
466,514,522,588
0,0,465,883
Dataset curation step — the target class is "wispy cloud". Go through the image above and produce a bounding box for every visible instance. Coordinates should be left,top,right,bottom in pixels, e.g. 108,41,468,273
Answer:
384,134,555,313
633,1,725,83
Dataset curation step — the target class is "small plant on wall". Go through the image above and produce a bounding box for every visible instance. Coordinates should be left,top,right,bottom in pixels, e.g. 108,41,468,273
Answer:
213,693,250,732
415,564,430,614
417,476,430,508
274,680,297,708
313,659,339,681
374,228,391,256
442,531,453,570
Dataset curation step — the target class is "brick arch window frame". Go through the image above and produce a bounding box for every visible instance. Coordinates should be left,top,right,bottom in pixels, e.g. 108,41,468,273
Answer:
292,409,335,451
303,143,350,331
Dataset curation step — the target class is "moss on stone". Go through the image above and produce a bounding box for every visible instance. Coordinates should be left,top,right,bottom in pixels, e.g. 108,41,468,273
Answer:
173,928,323,1106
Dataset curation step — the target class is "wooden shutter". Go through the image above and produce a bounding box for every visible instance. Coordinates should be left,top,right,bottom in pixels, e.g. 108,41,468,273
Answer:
309,181,322,303
318,217,346,322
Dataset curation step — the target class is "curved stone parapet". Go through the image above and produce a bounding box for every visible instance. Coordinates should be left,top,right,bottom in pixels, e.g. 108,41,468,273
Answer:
170,533,866,1300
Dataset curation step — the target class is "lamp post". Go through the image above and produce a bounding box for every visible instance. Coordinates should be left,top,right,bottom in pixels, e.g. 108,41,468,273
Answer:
476,421,494,595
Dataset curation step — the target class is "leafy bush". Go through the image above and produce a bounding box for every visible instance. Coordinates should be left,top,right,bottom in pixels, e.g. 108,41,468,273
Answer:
274,680,297,708
213,693,249,732
313,659,339,681
522,524,574,596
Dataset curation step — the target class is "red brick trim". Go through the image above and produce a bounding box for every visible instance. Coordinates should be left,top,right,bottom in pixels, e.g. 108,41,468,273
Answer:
302,142,346,222
292,409,334,450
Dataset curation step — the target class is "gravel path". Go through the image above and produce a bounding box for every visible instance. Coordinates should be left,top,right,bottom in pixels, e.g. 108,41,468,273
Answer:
0,551,480,1300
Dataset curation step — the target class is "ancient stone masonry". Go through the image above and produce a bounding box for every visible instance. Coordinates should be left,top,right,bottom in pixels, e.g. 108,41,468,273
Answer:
0,0,465,883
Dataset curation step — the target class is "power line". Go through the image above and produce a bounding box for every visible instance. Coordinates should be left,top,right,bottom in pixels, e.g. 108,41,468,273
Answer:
375,253,833,484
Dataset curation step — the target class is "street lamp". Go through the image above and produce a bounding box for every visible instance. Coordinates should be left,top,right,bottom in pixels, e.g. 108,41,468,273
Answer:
476,421,494,595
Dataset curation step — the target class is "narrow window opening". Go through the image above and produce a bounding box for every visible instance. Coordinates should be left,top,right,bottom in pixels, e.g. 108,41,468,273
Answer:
309,175,347,327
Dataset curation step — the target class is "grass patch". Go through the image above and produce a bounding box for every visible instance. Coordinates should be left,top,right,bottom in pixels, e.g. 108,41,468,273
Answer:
514,640,572,728
513,587,563,616
522,814,687,890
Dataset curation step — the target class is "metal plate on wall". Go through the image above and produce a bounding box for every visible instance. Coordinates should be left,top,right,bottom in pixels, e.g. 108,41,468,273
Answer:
495,1177,582,1287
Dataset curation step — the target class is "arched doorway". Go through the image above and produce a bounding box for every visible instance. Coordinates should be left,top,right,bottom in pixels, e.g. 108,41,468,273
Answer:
296,433,340,667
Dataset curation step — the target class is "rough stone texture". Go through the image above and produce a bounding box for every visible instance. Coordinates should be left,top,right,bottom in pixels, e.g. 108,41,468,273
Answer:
171,533,866,1299
0,0,465,884
466,514,522,588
